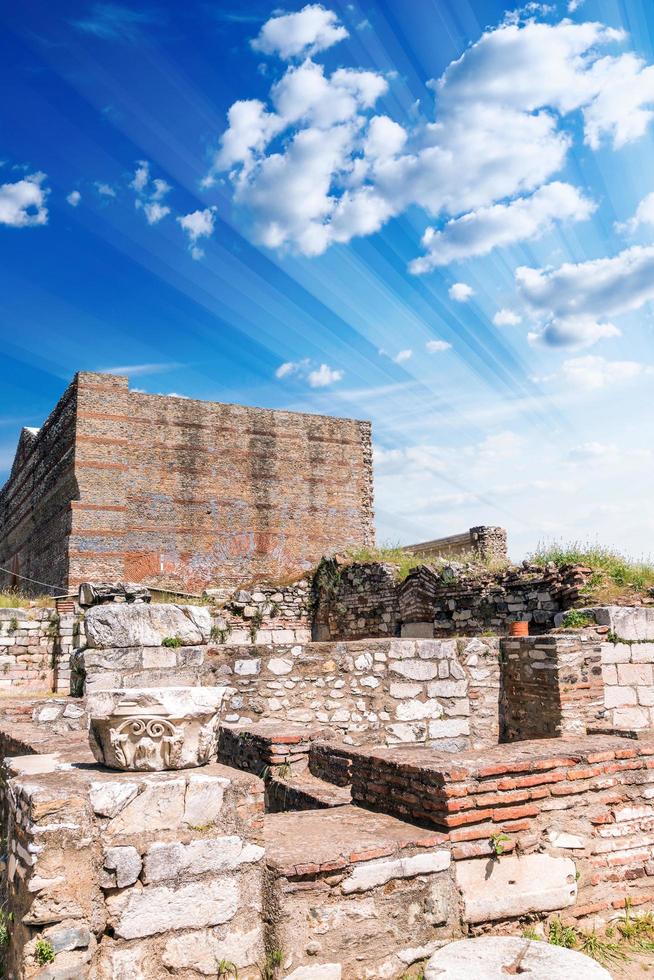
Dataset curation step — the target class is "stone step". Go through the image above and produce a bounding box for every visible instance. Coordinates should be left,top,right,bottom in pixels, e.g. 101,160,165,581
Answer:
217,720,333,779
266,770,351,813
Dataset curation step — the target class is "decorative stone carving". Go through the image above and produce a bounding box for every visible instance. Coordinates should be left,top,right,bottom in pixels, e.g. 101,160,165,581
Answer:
88,688,227,771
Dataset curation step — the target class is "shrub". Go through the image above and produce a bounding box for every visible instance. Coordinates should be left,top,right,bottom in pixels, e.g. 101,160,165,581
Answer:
161,636,183,648
530,540,654,602
34,938,55,965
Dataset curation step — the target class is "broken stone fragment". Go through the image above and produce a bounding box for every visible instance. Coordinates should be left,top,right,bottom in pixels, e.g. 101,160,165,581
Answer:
87,687,227,771
424,936,611,979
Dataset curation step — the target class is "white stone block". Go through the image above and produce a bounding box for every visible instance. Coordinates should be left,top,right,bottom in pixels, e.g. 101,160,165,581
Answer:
235,659,261,676
455,854,577,924
162,926,263,975
428,719,469,738
342,850,450,894
604,686,637,708
85,603,211,648
104,846,142,887
107,877,238,938
143,836,263,882
390,660,440,681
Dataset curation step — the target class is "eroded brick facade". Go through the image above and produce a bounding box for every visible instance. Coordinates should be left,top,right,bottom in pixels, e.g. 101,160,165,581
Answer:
0,372,374,593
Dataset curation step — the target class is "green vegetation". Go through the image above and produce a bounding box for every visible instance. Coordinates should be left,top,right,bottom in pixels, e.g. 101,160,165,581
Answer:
344,544,425,581
0,591,54,609
216,959,238,977
210,624,231,644
7,617,18,634
561,610,596,629
488,832,512,857
0,908,11,948
542,904,654,967
530,540,654,603
34,938,55,965
161,636,183,648
521,927,541,941
259,949,283,979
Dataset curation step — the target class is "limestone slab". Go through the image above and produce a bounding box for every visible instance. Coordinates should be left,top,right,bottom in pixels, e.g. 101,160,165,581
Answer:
85,603,211,649
342,850,450,894
424,937,610,979
106,877,238,938
455,853,577,924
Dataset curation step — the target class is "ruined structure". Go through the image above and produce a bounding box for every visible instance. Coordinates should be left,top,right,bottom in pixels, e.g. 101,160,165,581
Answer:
0,372,374,594
1,595,654,978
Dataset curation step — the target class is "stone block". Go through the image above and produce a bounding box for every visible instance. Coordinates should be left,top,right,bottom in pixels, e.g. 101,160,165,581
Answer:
396,699,444,722
612,706,650,729
604,686,637,708
425,937,611,980
104,846,142,887
617,663,653,686
162,926,263,975
428,718,469,738
142,836,263,883
85,603,211,649
108,776,186,834
106,878,239,938
390,660,440,681
455,854,577,924
341,850,450,894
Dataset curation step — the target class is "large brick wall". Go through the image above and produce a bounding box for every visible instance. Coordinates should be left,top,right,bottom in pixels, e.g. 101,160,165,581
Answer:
1,372,374,593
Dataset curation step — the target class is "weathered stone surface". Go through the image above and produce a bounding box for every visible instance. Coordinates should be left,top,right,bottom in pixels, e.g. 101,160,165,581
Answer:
104,846,142,887
106,878,239,938
85,603,211,649
342,851,450,894
89,780,139,818
88,688,226,771
455,854,577,924
285,966,341,980
142,836,263,883
107,777,186,834
162,926,263,975
424,937,610,980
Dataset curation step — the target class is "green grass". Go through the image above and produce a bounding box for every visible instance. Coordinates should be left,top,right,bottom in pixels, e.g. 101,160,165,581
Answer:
161,636,183,648
343,544,426,581
530,540,654,603
561,610,596,629
0,591,54,609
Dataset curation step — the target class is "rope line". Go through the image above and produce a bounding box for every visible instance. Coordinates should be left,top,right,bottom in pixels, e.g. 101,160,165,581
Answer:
0,565,66,592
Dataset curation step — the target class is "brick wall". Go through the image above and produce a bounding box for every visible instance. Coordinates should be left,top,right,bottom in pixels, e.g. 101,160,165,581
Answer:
0,378,78,595
1,372,374,593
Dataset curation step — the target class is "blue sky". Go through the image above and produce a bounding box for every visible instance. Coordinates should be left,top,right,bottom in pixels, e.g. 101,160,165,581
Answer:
2,0,654,559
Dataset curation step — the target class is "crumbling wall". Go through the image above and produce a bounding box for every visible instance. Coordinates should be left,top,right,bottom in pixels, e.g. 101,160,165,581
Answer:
312,559,592,640
211,580,312,646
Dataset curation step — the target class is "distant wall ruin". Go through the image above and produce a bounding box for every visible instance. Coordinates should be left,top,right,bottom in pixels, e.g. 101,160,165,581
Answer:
0,372,375,593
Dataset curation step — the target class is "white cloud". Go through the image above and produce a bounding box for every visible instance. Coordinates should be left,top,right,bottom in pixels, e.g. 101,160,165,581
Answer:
251,4,348,60
426,340,452,352
210,16,654,265
0,172,49,228
130,160,150,192
131,161,172,224
177,206,217,259
99,362,181,377
519,244,654,347
493,308,522,327
410,182,595,272
558,355,651,390
274,358,343,387
616,191,654,235
66,190,81,207
449,282,474,302
308,363,343,387
379,347,413,363
96,182,116,197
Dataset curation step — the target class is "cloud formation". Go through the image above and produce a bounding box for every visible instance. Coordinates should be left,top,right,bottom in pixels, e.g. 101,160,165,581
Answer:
275,358,343,387
0,172,49,227
177,206,217,259
130,160,172,225
410,182,595,272
519,244,654,347
251,4,348,60
449,282,474,302
210,14,654,268
493,309,522,327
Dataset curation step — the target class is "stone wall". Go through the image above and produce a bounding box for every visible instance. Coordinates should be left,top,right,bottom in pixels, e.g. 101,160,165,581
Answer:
312,559,592,640
74,604,502,750
211,580,312,647
0,377,78,595
403,525,508,563
501,633,605,741
2,749,265,979
1,371,375,594
0,607,77,694
344,734,654,926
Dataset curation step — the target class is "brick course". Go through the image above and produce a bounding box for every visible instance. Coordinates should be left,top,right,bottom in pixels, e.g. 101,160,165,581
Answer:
1,372,374,593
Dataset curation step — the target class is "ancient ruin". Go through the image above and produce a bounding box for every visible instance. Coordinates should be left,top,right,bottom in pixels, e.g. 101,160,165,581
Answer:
1,381,654,978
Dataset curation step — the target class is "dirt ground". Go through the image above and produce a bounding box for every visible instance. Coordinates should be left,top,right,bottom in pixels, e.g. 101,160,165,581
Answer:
611,950,654,978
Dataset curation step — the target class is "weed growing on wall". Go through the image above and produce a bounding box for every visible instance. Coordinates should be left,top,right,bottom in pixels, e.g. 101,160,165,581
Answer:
161,636,183,648
531,540,654,603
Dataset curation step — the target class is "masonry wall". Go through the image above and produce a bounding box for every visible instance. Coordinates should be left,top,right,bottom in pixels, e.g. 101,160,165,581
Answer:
1,372,375,594
312,559,592,641
0,607,77,694
0,378,78,595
